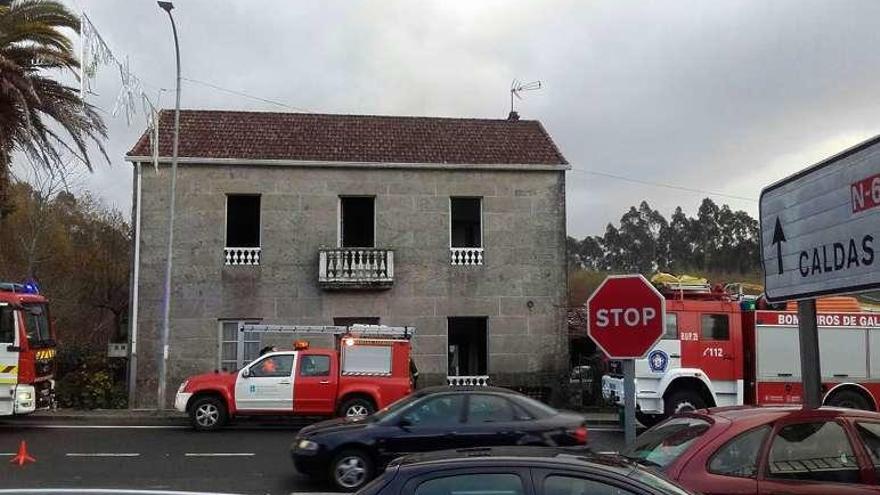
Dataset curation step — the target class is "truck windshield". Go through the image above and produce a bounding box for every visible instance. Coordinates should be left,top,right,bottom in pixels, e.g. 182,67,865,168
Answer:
622,416,711,469
23,303,51,344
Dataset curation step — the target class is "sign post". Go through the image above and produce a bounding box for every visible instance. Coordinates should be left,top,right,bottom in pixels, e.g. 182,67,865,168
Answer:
587,274,665,445
761,136,880,408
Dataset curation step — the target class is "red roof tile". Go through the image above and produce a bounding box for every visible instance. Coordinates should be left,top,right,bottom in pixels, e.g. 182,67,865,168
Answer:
127,110,567,165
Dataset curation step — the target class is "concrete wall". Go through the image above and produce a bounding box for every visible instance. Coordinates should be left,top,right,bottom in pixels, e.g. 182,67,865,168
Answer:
132,164,568,408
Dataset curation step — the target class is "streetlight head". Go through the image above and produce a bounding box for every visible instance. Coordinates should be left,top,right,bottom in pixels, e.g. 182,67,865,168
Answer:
157,1,174,12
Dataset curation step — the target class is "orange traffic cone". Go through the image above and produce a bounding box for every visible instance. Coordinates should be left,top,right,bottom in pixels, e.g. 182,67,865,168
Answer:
9,440,35,466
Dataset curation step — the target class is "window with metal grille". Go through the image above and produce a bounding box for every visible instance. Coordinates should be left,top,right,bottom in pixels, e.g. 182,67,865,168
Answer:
219,320,261,371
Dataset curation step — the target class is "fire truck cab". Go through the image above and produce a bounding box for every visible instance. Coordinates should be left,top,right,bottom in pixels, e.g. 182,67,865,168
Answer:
0,282,56,416
175,324,415,431
601,277,880,427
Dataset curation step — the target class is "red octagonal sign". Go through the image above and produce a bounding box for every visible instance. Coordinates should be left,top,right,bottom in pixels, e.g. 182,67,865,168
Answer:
587,274,666,359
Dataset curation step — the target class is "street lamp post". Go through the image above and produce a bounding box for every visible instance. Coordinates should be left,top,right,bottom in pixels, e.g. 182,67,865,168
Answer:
156,0,181,410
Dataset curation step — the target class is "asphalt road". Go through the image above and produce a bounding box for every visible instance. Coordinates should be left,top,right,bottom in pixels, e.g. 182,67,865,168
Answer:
0,420,626,495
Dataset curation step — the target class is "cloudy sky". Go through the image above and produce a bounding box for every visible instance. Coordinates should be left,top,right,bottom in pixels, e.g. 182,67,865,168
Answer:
60,0,880,237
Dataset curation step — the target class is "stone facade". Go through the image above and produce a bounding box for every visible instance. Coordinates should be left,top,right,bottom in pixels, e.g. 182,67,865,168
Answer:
130,163,568,408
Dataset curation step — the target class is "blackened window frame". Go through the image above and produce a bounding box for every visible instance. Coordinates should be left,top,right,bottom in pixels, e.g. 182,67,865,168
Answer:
225,194,261,248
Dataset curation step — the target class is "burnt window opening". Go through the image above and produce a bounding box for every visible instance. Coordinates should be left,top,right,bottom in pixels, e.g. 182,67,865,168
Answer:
340,197,375,248
451,198,482,248
226,195,261,248
448,317,488,376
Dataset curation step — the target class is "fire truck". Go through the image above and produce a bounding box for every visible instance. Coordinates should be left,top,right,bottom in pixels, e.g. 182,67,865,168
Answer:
175,324,415,431
601,277,880,427
0,282,56,416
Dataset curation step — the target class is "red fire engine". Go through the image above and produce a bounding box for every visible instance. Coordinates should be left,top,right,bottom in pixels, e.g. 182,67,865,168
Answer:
601,277,880,426
175,324,415,430
0,282,57,416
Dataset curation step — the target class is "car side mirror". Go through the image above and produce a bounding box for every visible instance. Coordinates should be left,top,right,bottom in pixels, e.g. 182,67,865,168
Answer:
398,417,413,430
6,345,20,352
241,368,250,378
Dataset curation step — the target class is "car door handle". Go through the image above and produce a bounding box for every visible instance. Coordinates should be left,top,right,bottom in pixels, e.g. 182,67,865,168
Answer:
278,381,291,385
723,356,734,361
319,380,331,384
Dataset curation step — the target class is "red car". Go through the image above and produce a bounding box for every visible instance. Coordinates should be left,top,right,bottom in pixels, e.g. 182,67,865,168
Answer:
623,406,880,494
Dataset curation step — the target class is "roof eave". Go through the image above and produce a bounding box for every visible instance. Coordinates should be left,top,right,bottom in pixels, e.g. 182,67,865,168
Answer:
124,155,571,171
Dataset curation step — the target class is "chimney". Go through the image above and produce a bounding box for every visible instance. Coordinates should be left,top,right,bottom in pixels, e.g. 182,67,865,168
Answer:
507,111,520,122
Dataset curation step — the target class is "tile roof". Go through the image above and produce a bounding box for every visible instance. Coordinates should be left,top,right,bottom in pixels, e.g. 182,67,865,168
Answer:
127,110,567,165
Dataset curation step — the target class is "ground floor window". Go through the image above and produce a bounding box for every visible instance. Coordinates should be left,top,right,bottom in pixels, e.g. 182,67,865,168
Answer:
447,317,487,376
219,320,261,371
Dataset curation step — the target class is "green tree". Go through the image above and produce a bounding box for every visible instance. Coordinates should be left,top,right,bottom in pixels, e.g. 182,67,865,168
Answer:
0,0,107,216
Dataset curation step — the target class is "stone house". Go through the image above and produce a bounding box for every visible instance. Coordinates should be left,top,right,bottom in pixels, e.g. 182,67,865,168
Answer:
126,109,569,407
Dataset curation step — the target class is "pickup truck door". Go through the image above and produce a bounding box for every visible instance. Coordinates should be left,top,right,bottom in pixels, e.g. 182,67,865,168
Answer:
293,352,337,414
234,353,295,411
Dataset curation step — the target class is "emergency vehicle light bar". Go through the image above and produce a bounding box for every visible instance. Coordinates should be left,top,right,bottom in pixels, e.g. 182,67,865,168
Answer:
238,323,414,339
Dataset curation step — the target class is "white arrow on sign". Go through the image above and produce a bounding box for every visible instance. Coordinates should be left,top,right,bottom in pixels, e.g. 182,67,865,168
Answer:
760,134,880,302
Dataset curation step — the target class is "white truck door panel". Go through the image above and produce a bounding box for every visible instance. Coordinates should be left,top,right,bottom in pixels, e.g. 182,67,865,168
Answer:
756,324,801,379
0,304,18,416
234,353,295,411
819,327,867,379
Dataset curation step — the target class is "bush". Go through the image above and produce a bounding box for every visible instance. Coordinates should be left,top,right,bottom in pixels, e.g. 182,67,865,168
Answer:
55,347,127,409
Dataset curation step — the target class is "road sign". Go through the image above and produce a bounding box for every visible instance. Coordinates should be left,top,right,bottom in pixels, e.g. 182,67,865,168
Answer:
587,274,666,359
760,135,880,302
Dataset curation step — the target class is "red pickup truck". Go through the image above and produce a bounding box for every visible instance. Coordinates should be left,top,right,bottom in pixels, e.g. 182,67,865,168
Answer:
174,335,413,430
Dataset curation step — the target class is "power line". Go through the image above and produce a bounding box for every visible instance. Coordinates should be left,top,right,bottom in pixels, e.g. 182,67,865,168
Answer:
569,167,758,203
181,77,312,112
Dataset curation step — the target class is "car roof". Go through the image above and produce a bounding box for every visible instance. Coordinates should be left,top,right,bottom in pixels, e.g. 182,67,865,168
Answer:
697,405,880,423
415,385,524,396
392,446,639,475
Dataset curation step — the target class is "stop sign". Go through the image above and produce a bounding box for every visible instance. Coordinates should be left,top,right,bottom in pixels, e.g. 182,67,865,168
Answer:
587,274,666,359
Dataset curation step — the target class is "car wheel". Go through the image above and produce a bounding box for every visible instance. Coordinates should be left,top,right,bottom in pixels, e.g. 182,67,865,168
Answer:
636,411,664,428
190,396,228,431
338,397,376,418
826,389,872,410
331,449,374,491
664,390,706,417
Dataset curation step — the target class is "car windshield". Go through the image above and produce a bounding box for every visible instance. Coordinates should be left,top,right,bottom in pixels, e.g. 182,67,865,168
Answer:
23,303,51,344
623,416,712,469
372,393,424,421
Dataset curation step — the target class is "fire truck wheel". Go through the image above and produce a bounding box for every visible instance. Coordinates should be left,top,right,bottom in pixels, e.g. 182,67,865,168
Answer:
331,448,374,491
190,396,228,431
636,411,664,428
826,389,872,411
664,390,706,416
339,397,376,418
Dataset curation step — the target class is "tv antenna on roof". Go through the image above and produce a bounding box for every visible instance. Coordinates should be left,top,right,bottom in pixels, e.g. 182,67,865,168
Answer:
509,79,542,119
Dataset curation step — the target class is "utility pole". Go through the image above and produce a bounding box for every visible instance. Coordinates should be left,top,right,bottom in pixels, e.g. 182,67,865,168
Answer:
156,0,181,410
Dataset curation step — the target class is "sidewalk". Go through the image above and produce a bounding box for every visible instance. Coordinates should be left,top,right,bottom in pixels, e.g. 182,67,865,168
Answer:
18,408,188,425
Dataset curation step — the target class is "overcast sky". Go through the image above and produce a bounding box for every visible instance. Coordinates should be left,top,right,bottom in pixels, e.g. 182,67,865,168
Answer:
61,0,880,237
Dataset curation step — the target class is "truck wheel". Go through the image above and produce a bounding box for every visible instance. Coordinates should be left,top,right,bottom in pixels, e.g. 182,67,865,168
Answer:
636,411,664,428
826,389,872,410
190,396,228,431
331,449,374,491
664,391,706,417
339,397,375,418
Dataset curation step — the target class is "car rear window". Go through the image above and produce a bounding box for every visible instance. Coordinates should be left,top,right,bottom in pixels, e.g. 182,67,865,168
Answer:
623,416,711,469
512,395,558,418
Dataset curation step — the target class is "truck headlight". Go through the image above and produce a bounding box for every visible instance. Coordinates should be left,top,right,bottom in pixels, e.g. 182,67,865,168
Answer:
17,391,33,401
178,381,189,393
297,439,319,451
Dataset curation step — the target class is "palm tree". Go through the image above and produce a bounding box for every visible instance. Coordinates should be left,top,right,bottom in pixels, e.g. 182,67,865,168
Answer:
0,0,107,216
